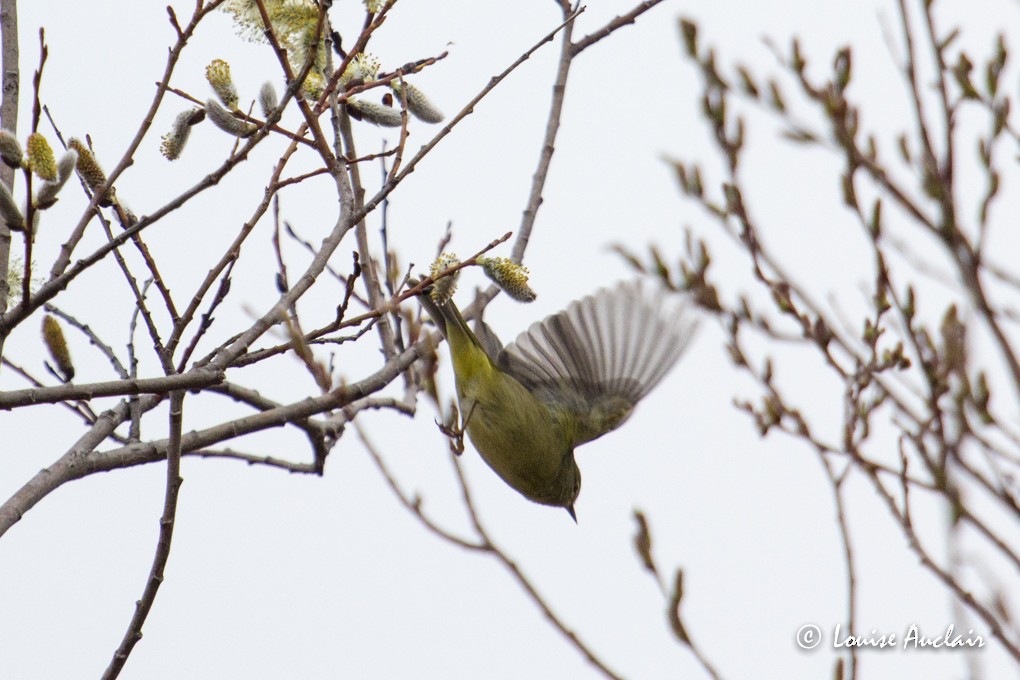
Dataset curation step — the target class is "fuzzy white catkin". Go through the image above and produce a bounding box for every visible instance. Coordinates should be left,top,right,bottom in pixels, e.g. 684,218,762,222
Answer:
205,99,256,137
393,81,444,123
35,149,79,209
259,82,279,117
0,129,23,168
161,109,200,160
0,180,23,230
348,98,403,127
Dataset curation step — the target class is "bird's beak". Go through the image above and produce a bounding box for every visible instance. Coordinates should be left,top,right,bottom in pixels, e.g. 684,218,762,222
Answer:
566,504,577,523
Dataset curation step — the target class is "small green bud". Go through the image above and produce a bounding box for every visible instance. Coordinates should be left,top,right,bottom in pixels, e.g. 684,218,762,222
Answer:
940,305,966,374
679,19,698,57
632,510,656,574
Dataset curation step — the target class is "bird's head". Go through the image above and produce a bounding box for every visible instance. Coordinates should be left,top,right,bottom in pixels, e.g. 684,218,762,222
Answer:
560,456,582,523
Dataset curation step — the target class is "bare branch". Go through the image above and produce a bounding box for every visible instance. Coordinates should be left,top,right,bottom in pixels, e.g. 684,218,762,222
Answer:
101,390,185,679
571,0,667,56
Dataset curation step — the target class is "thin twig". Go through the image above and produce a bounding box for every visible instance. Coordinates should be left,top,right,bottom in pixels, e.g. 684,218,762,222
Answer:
101,391,185,679
356,422,486,551
571,0,667,56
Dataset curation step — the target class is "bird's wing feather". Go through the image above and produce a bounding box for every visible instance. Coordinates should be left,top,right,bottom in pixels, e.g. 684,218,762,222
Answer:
498,281,697,445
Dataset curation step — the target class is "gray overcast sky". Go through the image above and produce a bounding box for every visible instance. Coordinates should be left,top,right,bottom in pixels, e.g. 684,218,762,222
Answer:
1,1,1017,678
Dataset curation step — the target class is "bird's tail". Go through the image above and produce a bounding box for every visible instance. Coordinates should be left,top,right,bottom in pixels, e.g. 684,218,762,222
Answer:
416,287,462,340
416,282,507,364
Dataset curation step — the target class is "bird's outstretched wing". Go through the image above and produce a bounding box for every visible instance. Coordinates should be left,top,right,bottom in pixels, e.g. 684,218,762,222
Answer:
497,281,697,446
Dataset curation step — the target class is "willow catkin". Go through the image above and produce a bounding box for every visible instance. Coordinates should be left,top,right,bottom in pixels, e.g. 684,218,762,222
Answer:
479,257,536,303
0,129,23,168
0,180,24,231
392,80,444,123
35,149,80,209
42,314,75,381
26,133,57,181
161,110,199,160
429,253,461,304
206,59,239,110
205,99,257,137
68,138,115,207
347,98,403,127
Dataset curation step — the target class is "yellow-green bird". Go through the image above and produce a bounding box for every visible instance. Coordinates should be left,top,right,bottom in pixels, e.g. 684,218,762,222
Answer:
418,280,697,520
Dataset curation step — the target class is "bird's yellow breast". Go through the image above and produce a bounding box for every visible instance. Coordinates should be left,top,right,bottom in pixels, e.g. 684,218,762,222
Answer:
450,339,571,503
